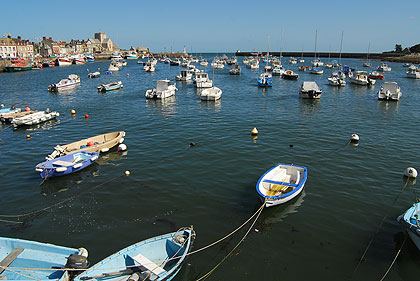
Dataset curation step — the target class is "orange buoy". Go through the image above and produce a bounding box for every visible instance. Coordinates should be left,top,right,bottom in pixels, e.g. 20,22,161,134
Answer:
25,107,31,111
87,141,94,146
26,134,31,139
84,114,89,119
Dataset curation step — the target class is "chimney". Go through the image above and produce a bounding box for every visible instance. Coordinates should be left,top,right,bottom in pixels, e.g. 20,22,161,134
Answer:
7,35,11,39
49,37,52,40
17,36,21,40
43,36,46,40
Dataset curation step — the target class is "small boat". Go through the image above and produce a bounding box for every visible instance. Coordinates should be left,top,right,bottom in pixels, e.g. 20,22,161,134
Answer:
298,65,306,72
309,67,323,75
363,62,372,67
325,63,333,69
227,56,237,65
45,131,126,160
282,70,298,80
126,52,138,59
258,72,272,87
0,106,21,116
256,163,308,207
85,55,95,62
201,86,222,101
299,81,322,99
57,57,73,66
398,202,420,251
143,62,155,72
35,151,99,179
4,59,32,72
377,62,391,72
73,56,86,65
200,59,209,66
250,60,259,70
145,79,177,99
73,227,195,281
289,57,298,65
195,73,213,88
272,65,285,76
368,71,385,80
406,66,420,79
97,81,123,92
175,70,193,81
312,58,324,67
229,63,241,75
327,71,346,86
1,110,38,123
264,65,273,72
88,71,100,78
170,59,181,66
350,71,375,86
108,61,120,72
0,236,88,281
377,82,401,101
211,59,224,69
11,110,59,127
48,74,81,92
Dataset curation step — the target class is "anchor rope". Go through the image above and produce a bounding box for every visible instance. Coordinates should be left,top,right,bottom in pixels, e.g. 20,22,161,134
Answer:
379,232,408,281
352,178,409,278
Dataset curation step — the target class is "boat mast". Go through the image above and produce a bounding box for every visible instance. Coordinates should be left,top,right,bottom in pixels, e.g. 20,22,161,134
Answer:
367,42,370,62
314,30,317,61
339,31,344,66
280,28,284,65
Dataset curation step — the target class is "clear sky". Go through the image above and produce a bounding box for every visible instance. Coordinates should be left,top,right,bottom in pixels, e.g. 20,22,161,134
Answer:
2,0,420,53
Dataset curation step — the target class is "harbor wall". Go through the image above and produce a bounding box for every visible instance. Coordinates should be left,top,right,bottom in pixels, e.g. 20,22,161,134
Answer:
235,51,406,60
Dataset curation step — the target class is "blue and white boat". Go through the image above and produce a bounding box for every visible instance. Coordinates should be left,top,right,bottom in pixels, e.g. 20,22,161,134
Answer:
257,72,272,87
0,236,88,280
256,163,308,207
73,226,195,281
35,151,99,179
97,81,123,92
0,106,21,116
398,202,420,251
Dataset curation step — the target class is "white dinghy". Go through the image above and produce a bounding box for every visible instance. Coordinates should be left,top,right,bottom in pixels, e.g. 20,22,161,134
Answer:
256,163,308,207
145,79,177,99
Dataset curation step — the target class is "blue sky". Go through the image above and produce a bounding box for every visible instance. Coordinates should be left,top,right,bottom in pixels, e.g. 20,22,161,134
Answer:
2,0,420,53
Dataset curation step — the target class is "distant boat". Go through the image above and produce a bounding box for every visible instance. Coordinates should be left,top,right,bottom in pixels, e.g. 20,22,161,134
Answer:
126,52,138,59
377,82,401,101
282,70,298,80
35,151,99,179
175,70,193,81
327,71,346,86
258,72,272,87
11,110,59,127
201,86,222,100
0,236,88,281
57,57,73,66
256,163,308,208
195,72,213,88
97,81,123,92
377,62,391,72
272,65,285,76
73,227,195,281
4,59,32,72
299,81,322,99
145,79,177,99
349,71,375,86
229,63,241,75
48,74,80,91
363,42,372,67
88,71,100,78
368,71,384,80
406,65,420,79
309,67,323,75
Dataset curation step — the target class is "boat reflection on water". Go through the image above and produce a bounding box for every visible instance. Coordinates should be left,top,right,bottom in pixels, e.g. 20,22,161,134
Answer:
377,99,400,114
40,165,100,195
200,99,221,111
145,95,177,116
299,98,321,116
95,150,127,166
257,190,306,233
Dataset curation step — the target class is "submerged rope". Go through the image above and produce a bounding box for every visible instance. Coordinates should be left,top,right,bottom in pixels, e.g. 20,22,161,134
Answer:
379,232,408,281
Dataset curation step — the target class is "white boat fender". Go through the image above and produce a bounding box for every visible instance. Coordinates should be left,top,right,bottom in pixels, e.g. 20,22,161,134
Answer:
404,167,418,179
55,167,67,172
119,137,125,144
101,147,109,153
56,112,60,117
73,163,83,169
78,247,88,258
350,133,359,142
35,168,43,172
90,155,98,161
118,144,127,151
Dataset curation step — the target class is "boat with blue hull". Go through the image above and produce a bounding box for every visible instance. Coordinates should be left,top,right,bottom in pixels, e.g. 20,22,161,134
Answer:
35,151,99,179
256,163,308,207
73,226,195,281
257,73,272,87
398,202,420,251
0,236,87,280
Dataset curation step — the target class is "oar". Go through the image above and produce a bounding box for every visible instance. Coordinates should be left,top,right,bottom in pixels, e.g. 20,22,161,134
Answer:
80,269,133,280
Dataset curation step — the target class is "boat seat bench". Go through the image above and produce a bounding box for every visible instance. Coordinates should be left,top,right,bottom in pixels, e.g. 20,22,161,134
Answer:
0,248,24,274
263,179,297,187
131,253,166,276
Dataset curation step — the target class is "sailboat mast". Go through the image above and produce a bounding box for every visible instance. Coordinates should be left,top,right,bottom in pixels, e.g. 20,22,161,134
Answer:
367,42,370,61
314,30,317,60
339,31,344,65
280,28,284,64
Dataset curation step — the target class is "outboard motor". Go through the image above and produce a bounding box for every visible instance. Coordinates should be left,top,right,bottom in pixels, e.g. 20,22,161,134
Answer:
65,253,89,279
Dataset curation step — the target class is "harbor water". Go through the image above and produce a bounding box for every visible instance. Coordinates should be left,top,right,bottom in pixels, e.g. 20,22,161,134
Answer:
0,56,419,280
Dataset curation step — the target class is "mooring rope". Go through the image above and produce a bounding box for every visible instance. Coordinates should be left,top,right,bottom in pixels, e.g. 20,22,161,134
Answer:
0,265,41,281
352,178,410,278
379,231,408,281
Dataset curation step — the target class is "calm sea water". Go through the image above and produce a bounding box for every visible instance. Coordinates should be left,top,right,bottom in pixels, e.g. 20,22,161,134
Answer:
0,55,419,280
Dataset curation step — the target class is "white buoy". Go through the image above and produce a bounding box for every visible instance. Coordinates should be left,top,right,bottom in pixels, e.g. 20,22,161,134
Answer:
1,104,4,108
125,170,130,176
118,144,127,151
350,133,359,142
251,127,258,135
404,167,418,178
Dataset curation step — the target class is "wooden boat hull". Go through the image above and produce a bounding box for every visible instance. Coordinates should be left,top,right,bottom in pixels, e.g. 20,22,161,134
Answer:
256,163,308,207
73,227,195,281
46,131,126,160
0,237,84,280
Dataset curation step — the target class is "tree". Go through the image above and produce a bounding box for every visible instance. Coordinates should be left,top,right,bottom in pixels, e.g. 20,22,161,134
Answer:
395,44,403,53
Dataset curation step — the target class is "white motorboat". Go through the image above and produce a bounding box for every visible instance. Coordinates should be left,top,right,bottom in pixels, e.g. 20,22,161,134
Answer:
272,65,285,76
349,71,375,86
88,71,100,78
250,60,259,70
111,52,123,60
377,62,391,72
327,71,346,86
309,67,323,75
11,110,59,127
176,70,193,81
145,79,177,99
256,163,308,208
57,57,72,66
299,81,322,99
143,61,155,72
211,59,224,69
195,73,213,88
363,62,372,67
312,58,324,67
229,64,241,75
406,66,420,79
48,74,80,91
200,86,222,101
108,61,119,71
377,82,401,101
200,59,209,66
289,57,298,64
126,52,138,59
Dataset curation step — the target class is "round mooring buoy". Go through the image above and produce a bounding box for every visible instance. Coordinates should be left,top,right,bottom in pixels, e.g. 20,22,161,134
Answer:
26,134,31,139
71,109,76,115
404,167,418,179
350,133,359,142
251,127,259,135
84,114,89,119
125,170,131,176
25,107,30,111
118,144,127,151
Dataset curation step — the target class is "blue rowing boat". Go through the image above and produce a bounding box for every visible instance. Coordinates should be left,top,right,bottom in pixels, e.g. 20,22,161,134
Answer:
0,237,88,280
35,151,99,179
398,202,420,251
257,72,272,87
256,163,308,207
73,226,195,281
